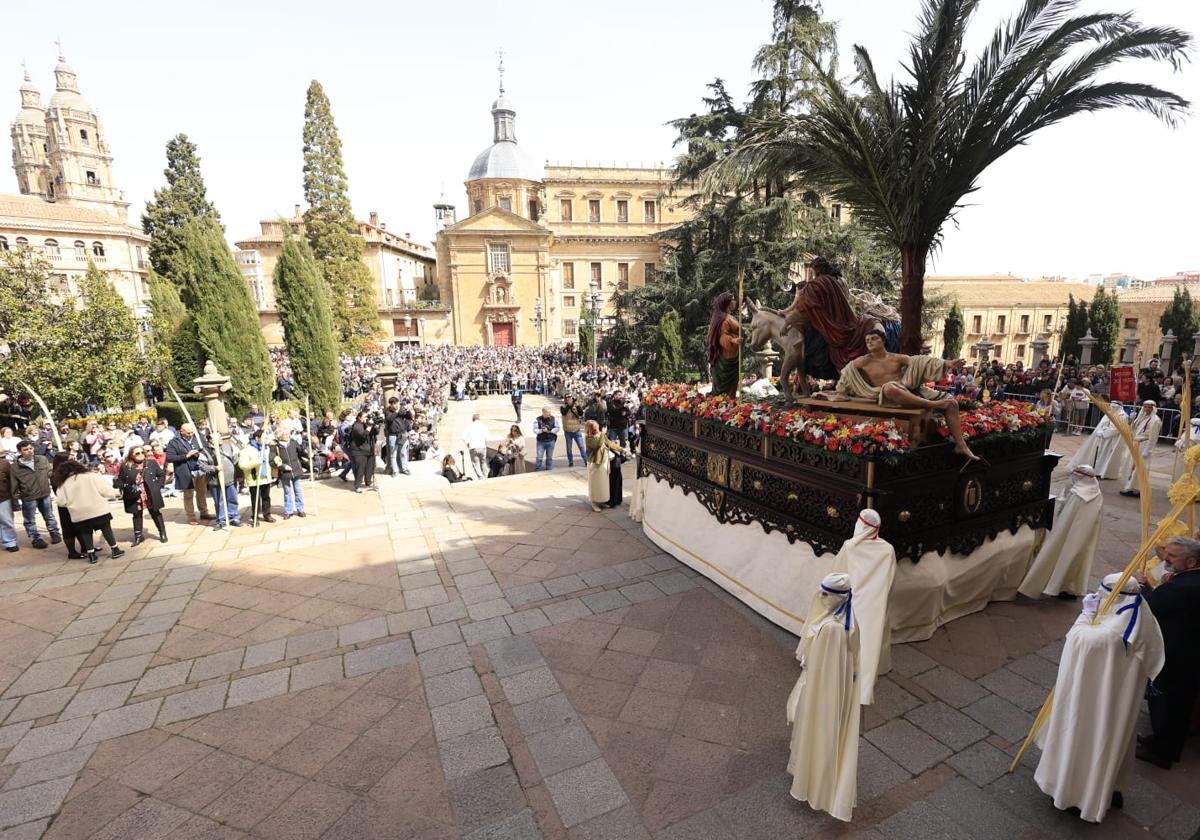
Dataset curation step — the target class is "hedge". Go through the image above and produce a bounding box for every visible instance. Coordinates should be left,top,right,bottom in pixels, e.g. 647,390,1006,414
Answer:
155,400,207,429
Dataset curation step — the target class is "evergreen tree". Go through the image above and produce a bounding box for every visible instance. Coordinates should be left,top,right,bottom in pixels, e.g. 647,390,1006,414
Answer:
75,262,144,407
142,134,222,281
1158,286,1197,371
578,317,595,368
653,310,684,382
942,300,964,359
169,316,204,390
302,80,380,353
146,269,187,385
1060,296,1088,359
1088,287,1122,366
273,233,342,412
175,220,274,409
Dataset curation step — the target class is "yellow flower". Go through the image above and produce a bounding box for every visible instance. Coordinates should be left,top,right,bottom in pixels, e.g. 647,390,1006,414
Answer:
1167,475,1200,508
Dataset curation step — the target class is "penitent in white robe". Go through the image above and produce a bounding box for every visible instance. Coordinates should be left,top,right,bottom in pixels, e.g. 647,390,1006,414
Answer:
1068,413,1126,479
1034,582,1165,822
786,585,860,822
1018,478,1102,599
830,512,896,705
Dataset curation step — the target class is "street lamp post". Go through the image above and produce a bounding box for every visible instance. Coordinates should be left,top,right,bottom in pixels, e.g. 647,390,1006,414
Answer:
588,281,600,370
530,298,545,346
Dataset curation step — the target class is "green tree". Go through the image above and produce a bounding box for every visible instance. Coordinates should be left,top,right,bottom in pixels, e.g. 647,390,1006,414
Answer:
942,300,964,359
273,233,342,412
578,316,595,368
142,134,222,282
709,0,1191,353
1088,287,1122,366
302,80,380,353
0,249,142,413
175,220,274,409
1158,286,1197,370
653,310,684,382
146,269,187,385
169,316,204,390
1060,295,1088,359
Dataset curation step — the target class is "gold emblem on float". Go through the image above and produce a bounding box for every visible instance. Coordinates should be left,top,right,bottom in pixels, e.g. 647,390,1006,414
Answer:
963,478,983,513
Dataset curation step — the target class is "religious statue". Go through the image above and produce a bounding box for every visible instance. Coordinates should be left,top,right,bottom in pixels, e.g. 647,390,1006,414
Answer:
706,291,741,398
834,330,979,462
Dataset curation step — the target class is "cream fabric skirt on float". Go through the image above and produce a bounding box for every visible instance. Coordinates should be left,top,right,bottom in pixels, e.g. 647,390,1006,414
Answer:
587,459,610,506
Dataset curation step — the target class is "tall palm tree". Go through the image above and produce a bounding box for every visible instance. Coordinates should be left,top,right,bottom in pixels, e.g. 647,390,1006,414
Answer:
707,0,1192,353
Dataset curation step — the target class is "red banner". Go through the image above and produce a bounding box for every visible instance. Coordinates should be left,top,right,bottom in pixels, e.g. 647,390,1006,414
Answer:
1109,365,1136,402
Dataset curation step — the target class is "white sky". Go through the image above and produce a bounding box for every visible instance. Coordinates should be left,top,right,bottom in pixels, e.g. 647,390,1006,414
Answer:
3,0,1197,281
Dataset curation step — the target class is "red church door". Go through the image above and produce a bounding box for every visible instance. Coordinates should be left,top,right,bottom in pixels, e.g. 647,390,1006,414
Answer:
492,322,514,346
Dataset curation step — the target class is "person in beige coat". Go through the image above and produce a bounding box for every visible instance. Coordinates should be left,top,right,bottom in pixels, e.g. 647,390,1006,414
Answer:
52,460,124,564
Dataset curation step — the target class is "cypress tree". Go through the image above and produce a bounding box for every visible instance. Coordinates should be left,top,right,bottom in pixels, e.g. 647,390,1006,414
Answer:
653,310,683,382
146,269,187,385
142,134,222,282
942,300,964,359
273,233,342,412
1060,295,1088,359
1088,287,1122,366
302,80,379,353
1158,287,1197,371
175,220,274,409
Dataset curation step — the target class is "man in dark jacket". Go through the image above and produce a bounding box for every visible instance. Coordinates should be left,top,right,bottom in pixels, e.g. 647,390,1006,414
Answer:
384,398,413,476
8,440,61,549
165,423,212,524
1136,537,1200,769
0,457,18,552
273,428,307,518
511,386,523,421
607,391,630,447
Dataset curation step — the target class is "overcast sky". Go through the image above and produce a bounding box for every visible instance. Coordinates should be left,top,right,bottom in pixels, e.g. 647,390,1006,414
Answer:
4,0,1197,281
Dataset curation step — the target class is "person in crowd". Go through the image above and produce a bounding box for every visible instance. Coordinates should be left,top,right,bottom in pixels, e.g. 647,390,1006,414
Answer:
510,384,523,421
115,443,168,545
132,415,154,444
584,419,624,511
384,397,413,477
503,424,526,475
8,439,61,549
59,423,80,449
836,509,895,705
0,455,17,553
462,413,490,480
166,423,213,525
272,427,306,518
347,410,377,493
239,429,276,523
584,392,609,431
1134,537,1200,769
607,391,631,446
0,426,21,456
63,439,88,465
532,406,560,471
209,429,242,530
49,453,83,559
561,395,586,467
149,418,175,450
441,454,470,483
52,459,124,564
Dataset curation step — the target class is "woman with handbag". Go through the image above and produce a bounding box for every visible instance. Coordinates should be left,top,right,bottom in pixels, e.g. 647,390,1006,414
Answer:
503,424,526,475
584,420,625,512
116,444,168,545
52,460,125,564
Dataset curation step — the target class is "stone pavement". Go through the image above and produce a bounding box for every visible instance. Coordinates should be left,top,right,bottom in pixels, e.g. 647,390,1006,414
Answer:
0,400,1196,839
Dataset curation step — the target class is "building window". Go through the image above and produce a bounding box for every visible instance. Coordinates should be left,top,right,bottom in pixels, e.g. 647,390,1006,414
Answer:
564,318,578,338
135,246,145,268
498,196,512,212
588,200,601,223
645,262,656,283
74,240,86,259
830,203,842,223
528,200,539,221
44,238,59,257
562,262,575,289
996,315,1006,333
643,200,656,223
0,236,8,251
1043,314,1053,330
86,171,98,185
15,237,28,248
970,346,978,358
1017,344,1026,358
1019,314,1029,333
590,262,602,287
563,295,577,308
488,243,510,274
560,199,573,222
91,241,105,257
971,315,982,333
1124,317,1138,329
79,129,89,146
617,200,628,222
617,263,629,290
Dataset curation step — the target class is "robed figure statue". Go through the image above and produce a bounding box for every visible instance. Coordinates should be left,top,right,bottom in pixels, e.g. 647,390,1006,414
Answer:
707,292,741,397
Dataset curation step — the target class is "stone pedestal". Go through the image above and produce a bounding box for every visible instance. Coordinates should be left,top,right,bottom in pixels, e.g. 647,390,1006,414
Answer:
754,350,779,381
1160,328,1176,363
192,361,233,435
1079,329,1098,366
1122,332,1140,366
1030,334,1050,368
375,363,401,405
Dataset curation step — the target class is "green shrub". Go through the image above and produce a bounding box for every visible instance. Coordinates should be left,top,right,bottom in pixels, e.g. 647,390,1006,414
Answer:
155,400,207,429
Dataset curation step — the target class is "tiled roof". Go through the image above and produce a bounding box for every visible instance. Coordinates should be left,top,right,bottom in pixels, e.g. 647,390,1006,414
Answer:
0,193,145,238
1113,284,1199,303
927,280,1097,307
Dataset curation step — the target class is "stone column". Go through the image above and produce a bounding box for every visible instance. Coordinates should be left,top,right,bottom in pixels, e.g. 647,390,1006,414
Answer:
1160,328,1176,365
1191,330,1200,359
973,338,994,367
192,360,233,434
1122,331,1140,366
1079,329,1098,365
375,362,401,405
754,349,779,381
1030,334,1050,368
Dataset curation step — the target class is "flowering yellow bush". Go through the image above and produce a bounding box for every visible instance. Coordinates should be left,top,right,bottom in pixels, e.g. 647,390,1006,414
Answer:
63,408,157,431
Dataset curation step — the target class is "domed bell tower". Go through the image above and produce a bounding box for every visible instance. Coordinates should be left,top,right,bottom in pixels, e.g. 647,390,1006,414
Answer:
11,63,50,197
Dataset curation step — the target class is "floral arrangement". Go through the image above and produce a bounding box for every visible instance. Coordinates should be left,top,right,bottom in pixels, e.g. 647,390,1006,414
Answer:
62,408,158,431
644,384,1051,457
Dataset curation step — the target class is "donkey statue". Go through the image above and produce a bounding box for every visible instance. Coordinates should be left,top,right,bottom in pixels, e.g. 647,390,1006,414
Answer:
745,298,808,399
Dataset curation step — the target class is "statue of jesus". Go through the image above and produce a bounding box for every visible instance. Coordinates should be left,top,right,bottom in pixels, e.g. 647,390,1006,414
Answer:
836,330,979,462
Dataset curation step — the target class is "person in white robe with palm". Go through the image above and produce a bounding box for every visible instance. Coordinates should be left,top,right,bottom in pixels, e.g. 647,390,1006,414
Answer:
832,509,895,704
1019,465,1103,599
1067,401,1126,479
786,572,859,822
1034,573,1165,822
1119,401,1162,497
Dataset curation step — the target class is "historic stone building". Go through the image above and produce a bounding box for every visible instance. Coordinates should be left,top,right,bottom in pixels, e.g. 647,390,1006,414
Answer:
435,83,695,346
3,54,150,320
234,207,449,346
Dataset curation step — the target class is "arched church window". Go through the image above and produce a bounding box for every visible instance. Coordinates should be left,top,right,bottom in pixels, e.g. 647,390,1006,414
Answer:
0,237,7,251
92,241,105,257
74,241,86,259
79,129,89,146
44,239,59,257
15,237,28,248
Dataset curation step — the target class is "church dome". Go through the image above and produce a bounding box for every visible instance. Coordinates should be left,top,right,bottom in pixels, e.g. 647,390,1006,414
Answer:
48,53,90,111
14,71,44,126
466,88,543,183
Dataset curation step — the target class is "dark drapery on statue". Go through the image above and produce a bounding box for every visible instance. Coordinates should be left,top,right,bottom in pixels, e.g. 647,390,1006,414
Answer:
711,355,740,397
784,272,898,371
802,321,902,381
